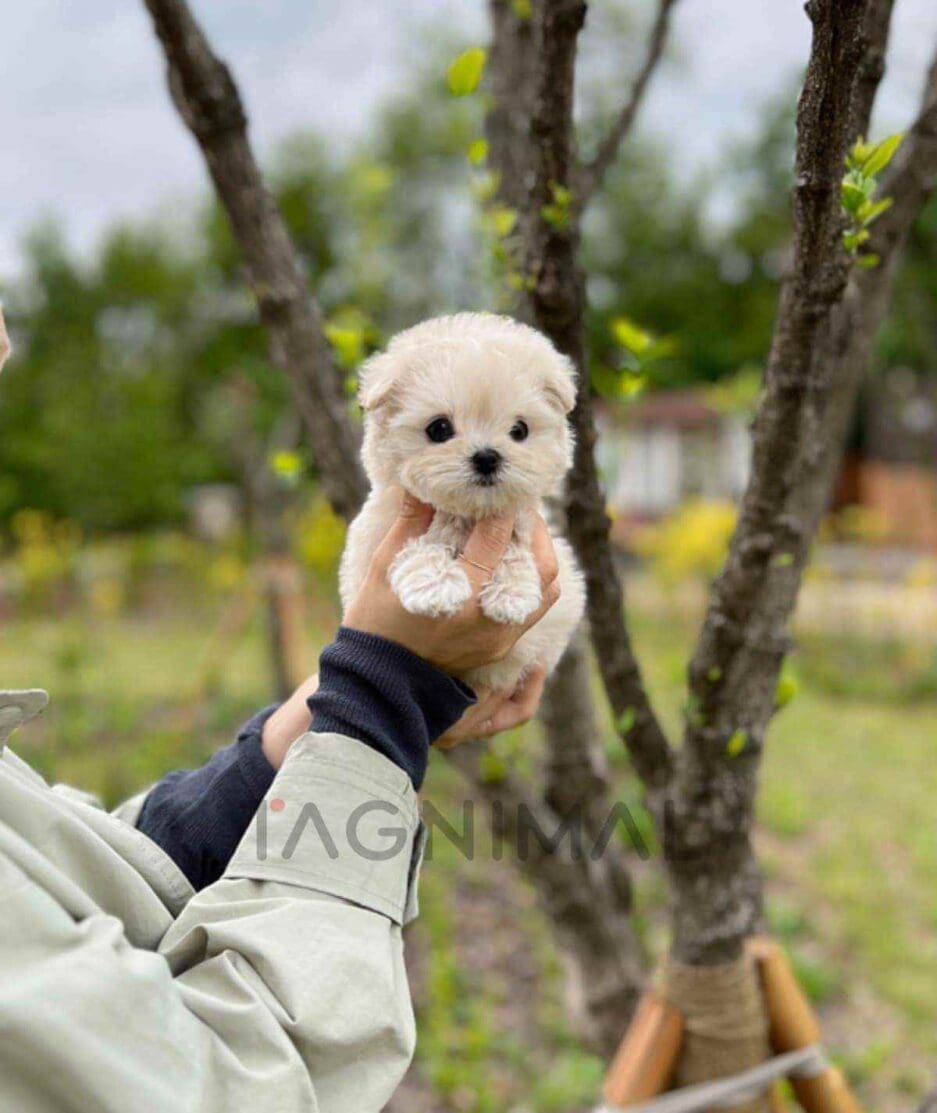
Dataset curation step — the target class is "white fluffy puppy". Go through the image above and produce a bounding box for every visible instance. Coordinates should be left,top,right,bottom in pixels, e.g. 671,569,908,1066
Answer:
340,312,585,693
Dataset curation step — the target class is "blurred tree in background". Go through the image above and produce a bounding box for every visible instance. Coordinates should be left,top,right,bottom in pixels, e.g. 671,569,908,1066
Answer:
3,44,932,534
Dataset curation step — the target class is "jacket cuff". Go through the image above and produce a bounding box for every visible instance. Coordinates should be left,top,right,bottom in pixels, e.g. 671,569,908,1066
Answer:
226,732,424,926
307,627,475,790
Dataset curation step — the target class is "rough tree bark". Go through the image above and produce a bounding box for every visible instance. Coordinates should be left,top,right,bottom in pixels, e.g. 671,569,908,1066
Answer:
670,0,873,966
142,0,366,521
667,1,937,970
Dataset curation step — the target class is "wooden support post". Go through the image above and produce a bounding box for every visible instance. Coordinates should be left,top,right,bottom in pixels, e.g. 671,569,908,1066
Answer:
602,990,684,1106
748,937,862,1113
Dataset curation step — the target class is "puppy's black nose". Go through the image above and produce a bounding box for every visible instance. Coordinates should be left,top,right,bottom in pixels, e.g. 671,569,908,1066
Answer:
471,448,503,477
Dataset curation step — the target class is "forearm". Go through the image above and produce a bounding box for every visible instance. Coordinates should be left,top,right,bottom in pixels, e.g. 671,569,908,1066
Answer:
136,631,474,889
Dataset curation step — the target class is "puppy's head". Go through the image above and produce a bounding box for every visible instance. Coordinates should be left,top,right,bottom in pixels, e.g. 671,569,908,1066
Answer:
358,313,576,517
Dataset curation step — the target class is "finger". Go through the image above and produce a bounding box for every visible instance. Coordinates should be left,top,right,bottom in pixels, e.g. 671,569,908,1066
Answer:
513,666,547,718
464,687,502,721
521,578,561,633
459,512,516,589
433,688,507,749
370,492,434,575
531,516,559,589
485,672,546,735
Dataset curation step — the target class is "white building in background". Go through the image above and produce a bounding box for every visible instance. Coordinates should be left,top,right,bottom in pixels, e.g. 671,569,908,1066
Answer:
596,391,751,519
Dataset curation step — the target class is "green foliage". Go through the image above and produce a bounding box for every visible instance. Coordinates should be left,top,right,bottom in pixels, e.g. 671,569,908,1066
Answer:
2,48,935,545
592,314,678,401
775,667,799,710
466,137,489,166
633,499,737,584
540,181,574,232
616,705,636,735
725,728,747,757
703,366,762,414
841,133,903,267
446,48,487,97
293,495,347,583
270,450,302,485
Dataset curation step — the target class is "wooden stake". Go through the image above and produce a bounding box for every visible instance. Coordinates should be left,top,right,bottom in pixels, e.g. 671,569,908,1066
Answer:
602,990,684,1106
748,937,862,1113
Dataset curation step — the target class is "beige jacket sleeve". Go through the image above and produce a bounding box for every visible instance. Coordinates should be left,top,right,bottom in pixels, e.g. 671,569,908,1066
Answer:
0,732,425,1113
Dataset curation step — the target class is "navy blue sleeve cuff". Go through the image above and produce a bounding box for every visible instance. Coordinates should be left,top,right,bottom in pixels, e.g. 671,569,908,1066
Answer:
307,627,475,790
136,704,279,891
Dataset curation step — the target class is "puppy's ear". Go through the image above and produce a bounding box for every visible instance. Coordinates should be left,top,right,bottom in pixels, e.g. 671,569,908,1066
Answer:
542,353,577,415
358,349,404,415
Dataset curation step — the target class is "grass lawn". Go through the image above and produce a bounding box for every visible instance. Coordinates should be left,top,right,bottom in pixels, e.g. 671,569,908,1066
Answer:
1,586,934,1110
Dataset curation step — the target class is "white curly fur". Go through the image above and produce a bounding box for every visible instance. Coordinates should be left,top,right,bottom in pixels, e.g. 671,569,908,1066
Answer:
339,312,585,693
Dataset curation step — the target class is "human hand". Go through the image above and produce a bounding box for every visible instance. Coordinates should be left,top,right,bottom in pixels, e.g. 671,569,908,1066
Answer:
343,495,560,675
434,666,548,749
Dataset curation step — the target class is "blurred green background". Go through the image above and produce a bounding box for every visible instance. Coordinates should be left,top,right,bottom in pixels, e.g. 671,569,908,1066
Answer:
2,8,937,1112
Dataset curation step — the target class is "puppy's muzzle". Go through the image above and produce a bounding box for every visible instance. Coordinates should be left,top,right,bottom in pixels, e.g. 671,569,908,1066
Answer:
470,447,503,486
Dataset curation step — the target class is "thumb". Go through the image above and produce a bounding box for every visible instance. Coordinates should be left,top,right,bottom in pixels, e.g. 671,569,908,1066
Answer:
370,492,434,575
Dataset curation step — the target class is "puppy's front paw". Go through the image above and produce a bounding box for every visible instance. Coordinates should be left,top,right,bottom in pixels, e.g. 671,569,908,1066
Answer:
389,542,472,617
479,547,542,625
480,581,542,625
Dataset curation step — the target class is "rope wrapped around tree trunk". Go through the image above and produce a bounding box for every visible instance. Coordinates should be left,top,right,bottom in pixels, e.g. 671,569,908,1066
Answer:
660,951,772,1113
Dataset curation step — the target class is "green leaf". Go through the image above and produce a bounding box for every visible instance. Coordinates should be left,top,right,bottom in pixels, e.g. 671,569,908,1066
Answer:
775,672,799,710
511,0,532,18
856,252,881,269
616,707,636,735
447,48,487,97
774,552,795,567
706,666,723,683
324,323,366,368
549,181,573,207
643,336,679,363
479,749,508,783
611,316,652,356
857,196,893,227
842,229,870,253
861,132,903,177
489,205,518,238
618,371,648,400
846,137,874,171
840,181,867,215
540,203,570,231
270,450,301,481
466,137,488,166
726,729,747,758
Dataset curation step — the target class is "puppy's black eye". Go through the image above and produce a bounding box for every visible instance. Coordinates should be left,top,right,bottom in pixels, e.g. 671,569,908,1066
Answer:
509,419,529,442
425,416,455,443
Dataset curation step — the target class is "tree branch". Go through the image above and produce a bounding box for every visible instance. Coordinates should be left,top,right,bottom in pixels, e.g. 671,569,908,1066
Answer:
524,0,676,794
873,45,937,256
142,0,367,521
684,0,869,759
578,0,679,204
851,0,896,136
666,0,915,965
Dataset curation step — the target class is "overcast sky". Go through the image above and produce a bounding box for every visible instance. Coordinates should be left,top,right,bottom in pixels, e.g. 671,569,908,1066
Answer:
3,0,936,279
